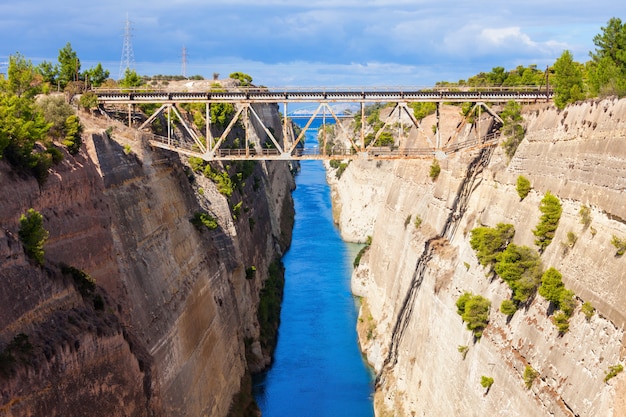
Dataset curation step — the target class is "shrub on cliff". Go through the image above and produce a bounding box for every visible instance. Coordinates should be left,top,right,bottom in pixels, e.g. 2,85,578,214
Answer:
18,208,49,266
500,299,518,316
516,175,531,199
190,211,218,231
494,244,543,303
62,114,82,155
469,223,515,268
533,191,562,252
429,159,441,180
456,292,491,339
538,267,565,304
610,235,626,256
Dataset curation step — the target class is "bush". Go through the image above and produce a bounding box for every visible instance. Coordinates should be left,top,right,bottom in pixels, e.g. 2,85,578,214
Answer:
582,301,595,321
552,311,570,334
559,289,577,317
604,364,624,383
457,345,469,360
611,235,626,256
429,159,441,180
456,292,491,339
469,223,515,268
414,215,422,229
500,100,525,159
480,376,494,390
500,299,518,316
18,208,49,266
494,244,543,302
516,175,531,199
538,267,565,304
579,205,592,227
533,191,562,251
523,365,539,389
62,114,82,155
190,211,218,231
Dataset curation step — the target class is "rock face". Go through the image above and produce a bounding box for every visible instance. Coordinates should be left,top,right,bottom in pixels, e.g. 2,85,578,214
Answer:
329,98,626,416
0,105,294,416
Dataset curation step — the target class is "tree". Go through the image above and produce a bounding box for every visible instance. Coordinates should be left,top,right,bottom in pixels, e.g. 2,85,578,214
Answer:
553,50,585,109
516,175,531,199
587,18,626,97
538,267,564,304
83,63,110,87
63,115,82,155
229,72,253,86
119,68,143,88
469,223,515,267
57,42,81,88
7,53,41,98
0,93,52,167
18,208,49,266
533,191,562,251
35,60,58,86
494,244,543,302
457,292,491,339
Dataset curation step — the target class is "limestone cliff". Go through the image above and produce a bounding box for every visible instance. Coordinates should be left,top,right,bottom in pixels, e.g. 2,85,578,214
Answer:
0,103,294,416
328,98,626,416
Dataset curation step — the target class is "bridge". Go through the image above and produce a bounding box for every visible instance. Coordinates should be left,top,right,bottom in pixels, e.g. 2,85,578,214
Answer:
96,86,551,161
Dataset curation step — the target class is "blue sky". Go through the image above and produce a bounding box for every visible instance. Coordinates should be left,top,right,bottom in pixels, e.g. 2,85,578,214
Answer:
1,1,624,87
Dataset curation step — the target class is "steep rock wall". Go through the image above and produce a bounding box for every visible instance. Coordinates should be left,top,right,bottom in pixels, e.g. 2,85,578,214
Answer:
0,105,294,416
329,98,626,416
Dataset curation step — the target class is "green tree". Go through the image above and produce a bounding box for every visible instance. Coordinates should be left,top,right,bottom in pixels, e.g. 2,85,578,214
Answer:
429,159,441,180
57,42,81,88
553,50,585,109
229,72,253,86
0,93,52,168
588,18,626,97
469,223,515,268
83,63,110,87
494,244,543,302
516,175,531,199
500,299,517,316
63,115,82,155
18,208,49,265
533,191,562,251
456,292,491,339
538,267,564,304
119,68,143,88
7,53,41,98
35,60,59,86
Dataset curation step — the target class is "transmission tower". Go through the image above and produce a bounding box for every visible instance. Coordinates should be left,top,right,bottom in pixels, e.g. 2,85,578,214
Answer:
181,45,187,78
119,13,135,79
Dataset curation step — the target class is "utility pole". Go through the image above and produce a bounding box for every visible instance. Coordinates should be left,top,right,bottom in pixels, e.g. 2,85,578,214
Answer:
119,13,135,80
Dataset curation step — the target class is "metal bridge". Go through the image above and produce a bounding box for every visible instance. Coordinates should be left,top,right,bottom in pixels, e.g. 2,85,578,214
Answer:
96,86,551,161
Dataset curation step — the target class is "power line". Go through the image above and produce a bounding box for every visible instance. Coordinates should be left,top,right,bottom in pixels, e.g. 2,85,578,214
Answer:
119,13,135,79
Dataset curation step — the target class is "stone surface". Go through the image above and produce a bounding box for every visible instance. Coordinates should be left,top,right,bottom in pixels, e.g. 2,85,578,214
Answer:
329,99,626,417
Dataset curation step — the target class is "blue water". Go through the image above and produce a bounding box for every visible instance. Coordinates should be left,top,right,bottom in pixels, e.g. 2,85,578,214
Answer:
252,119,374,417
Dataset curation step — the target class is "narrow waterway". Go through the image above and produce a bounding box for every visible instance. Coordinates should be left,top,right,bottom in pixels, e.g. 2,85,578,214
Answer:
252,120,374,416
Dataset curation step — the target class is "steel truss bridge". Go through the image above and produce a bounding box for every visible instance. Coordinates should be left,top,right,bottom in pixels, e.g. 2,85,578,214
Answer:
96,87,551,161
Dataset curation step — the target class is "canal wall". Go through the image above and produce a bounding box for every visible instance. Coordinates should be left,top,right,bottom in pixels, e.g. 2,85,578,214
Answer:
0,101,295,416
328,98,626,416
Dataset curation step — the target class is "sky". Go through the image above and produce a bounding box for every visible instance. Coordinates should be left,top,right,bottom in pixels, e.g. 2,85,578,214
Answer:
1,1,625,87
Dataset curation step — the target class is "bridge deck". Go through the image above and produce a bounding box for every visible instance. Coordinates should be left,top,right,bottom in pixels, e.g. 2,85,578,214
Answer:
97,87,551,104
